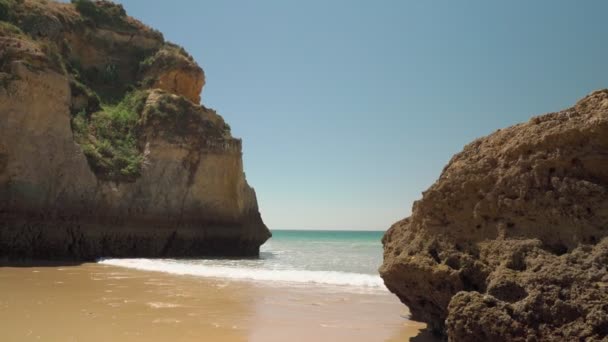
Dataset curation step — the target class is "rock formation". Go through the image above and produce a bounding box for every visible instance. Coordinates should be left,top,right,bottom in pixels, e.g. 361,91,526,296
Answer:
0,0,270,260
381,90,608,341
140,43,205,104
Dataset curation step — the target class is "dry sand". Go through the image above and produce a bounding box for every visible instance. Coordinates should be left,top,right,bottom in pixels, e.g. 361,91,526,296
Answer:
0,263,433,342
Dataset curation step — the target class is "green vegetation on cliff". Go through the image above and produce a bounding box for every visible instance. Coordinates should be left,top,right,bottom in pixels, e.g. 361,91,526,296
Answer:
139,42,194,70
0,0,210,183
72,90,149,181
0,0,15,21
71,0,162,37
66,57,124,103
0,20,20,35
72,0,126,25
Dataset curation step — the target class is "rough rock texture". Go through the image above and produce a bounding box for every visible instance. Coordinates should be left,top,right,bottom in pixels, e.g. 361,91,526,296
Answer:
380,90,608,341
0,0,270,260
141,44,205,103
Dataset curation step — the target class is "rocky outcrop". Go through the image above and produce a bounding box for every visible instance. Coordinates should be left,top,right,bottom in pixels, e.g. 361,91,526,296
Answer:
0,0,270,260
140,44,205,103
380,90,608,341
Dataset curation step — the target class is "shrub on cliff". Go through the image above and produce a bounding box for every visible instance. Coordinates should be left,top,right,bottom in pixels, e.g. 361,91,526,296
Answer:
138,42,196,89
0,21,22,36
71,0,129,29
0,0,14,21
72,90,149,181
38,40,66,74
69,78,101,114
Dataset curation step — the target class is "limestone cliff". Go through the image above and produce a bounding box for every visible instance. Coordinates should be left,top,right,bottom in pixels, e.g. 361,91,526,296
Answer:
381,90,608,341
0,0,270,259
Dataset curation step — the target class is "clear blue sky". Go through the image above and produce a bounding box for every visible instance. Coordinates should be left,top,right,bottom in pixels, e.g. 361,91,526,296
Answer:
112,0,607,230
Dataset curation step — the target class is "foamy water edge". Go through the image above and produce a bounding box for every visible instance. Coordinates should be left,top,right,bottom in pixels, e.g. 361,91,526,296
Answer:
99,258,387,291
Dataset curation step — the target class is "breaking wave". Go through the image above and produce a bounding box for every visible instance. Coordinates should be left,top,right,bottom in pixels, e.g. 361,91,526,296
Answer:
99,258,386,290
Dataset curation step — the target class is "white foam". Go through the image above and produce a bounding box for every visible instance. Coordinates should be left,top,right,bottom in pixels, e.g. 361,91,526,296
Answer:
98,259,387,290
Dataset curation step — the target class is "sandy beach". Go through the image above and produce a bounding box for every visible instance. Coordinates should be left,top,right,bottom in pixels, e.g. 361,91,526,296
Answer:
0,263,431,342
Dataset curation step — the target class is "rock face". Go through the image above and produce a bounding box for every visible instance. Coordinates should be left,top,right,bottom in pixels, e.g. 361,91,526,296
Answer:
141,44,205,104
0,0,270,260
380,90,608,341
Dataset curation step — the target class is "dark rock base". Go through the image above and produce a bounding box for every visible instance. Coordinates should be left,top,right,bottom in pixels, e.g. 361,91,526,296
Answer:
0,215,267,261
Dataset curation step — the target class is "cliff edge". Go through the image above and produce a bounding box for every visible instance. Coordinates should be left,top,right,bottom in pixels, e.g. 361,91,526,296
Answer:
381,90,608,341
0,0,270,259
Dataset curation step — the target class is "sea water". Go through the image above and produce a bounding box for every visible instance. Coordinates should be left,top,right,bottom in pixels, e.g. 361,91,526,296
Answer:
100,230,387,292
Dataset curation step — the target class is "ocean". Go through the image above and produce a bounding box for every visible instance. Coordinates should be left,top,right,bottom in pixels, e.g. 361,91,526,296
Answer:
100,230,387,292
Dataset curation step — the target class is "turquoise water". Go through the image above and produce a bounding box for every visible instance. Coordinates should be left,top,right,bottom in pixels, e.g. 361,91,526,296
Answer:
101,230,388,291
263,230,385,275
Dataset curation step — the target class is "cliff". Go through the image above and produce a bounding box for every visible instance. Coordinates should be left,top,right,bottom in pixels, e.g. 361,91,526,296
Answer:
0,0,270,259
381,90,608,341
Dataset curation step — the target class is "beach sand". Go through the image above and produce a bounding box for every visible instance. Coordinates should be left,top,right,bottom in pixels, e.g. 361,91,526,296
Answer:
0,263,433,342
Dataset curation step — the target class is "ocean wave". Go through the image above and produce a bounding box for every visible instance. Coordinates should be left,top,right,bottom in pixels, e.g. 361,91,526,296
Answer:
98,258,387,290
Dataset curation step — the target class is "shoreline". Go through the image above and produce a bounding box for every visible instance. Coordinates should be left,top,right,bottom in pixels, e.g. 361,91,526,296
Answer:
98,258,387,291
0,263,434,342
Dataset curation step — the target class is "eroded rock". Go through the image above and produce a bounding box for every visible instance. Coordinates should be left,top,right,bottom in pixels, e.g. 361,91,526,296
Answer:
380,90,608,341
140,44,205,104
0,0,269,260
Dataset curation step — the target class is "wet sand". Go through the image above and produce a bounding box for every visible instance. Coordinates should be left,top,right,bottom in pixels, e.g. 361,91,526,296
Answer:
0,263,433,342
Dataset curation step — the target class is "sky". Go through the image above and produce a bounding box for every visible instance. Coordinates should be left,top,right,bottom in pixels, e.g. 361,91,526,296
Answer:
108,0,607,230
